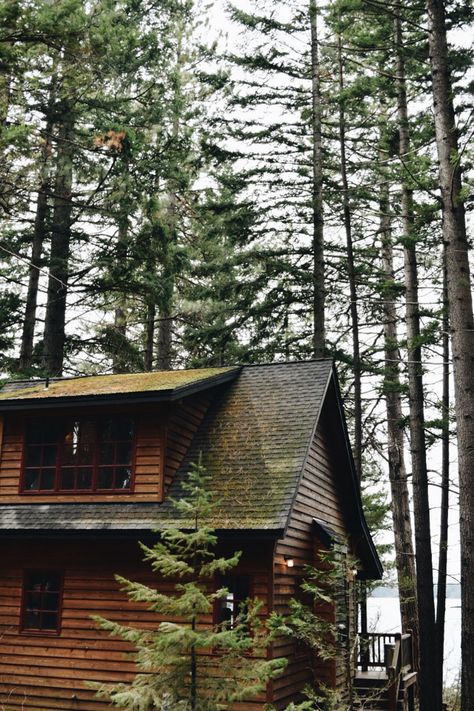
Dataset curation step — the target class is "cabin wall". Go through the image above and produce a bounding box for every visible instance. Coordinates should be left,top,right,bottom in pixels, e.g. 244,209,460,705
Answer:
270,412,357,710
0,538,273,711
164,395,211,493
0,394,210,505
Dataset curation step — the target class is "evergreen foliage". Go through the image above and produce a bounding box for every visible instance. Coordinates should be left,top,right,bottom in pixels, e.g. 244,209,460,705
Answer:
91,458,286,710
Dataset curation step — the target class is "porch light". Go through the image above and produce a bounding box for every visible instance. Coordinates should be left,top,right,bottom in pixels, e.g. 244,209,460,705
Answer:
284,555,294,568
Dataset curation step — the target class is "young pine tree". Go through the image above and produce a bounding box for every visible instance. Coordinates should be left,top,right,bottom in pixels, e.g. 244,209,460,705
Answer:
91,458,285,710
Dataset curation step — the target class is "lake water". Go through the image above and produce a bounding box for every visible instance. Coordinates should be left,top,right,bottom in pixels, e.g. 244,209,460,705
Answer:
367,596,461,686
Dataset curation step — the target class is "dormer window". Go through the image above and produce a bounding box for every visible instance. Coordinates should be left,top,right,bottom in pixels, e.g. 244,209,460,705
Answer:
21,417,134,493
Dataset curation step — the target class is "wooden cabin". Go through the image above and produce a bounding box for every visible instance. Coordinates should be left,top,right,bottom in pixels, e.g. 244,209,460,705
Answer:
0,360,383,710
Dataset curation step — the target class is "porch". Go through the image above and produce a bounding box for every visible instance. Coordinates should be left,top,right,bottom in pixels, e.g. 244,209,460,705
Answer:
354,632,417,711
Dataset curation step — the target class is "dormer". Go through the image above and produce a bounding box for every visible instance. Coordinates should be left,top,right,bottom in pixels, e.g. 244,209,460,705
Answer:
0,368,239,505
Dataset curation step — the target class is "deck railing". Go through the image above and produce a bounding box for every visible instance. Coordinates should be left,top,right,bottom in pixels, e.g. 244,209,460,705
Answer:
357,632,397,670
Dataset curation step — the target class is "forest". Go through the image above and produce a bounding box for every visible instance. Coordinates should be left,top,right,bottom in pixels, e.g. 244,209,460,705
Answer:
0,0,472,710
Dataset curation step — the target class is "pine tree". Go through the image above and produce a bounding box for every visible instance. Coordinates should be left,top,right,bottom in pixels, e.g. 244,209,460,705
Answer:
91,458,285,710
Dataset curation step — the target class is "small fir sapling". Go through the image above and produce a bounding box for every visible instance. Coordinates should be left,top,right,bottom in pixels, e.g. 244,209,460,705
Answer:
90,457,286,710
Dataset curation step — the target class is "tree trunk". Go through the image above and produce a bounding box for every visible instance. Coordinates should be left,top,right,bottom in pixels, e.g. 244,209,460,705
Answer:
144,301,156,372
395,10,436,706
426,3,474,709
112,215,129,375
41,110,74,376
337,31,362,482
19,113,54,371
309,0,325,358
436,247,450,686
379,139,419,642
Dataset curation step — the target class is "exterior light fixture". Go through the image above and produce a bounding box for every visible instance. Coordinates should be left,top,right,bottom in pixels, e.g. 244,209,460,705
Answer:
284,555,294,568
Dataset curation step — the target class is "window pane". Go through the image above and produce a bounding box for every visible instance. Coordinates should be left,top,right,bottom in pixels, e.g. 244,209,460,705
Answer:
41,612,57,630
99,419,114,441
24,610,41,629
117,443,132,464
76,443,93,465
115,466,131,489
40,469,55,490
99,442,115,464
59,469,74,490
43,593,60,611
62,443,75,465
46,574,61,591
24,470,40,491
26,591,41,608
116,419,133,440
98,468,113,489
42,445,57,467
99,418,133,441
27,572,44,589
26,447,41,467
77,469,92,490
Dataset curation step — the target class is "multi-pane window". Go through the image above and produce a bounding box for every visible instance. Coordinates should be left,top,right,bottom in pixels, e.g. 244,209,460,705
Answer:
216,576,251,629
22,417,134,493
20,571,62,634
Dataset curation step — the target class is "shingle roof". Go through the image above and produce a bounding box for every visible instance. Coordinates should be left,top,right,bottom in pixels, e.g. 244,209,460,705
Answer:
0,361,331,532
0,361,381,577
165,360,333,529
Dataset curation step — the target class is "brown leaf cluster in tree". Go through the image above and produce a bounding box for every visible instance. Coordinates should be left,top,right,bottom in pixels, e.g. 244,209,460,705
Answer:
93,129,126,151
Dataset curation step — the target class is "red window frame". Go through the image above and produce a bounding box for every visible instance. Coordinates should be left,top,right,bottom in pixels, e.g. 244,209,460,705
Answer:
20,416,136,494
19,570,64,635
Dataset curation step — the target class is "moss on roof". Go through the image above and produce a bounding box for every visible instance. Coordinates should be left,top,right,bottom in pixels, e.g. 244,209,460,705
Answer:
0,367,237,401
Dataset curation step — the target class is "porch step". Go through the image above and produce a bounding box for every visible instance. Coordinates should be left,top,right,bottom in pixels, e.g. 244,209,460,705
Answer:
354,672,391,710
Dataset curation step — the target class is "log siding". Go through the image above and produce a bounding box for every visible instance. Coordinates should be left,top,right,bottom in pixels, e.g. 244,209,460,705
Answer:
0,539,271,711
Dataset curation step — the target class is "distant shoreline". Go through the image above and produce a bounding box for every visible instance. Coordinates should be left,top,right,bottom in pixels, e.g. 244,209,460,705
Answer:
370,585,461,599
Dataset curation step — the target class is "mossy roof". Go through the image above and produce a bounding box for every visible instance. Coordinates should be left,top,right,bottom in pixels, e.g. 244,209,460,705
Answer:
0,367,237,404
0,361,332,531
0,361,381,578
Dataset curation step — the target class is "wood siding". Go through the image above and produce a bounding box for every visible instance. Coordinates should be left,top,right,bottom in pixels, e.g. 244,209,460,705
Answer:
0,394,210,504
164,395,211,493
270,410,356,710
0,539,272,711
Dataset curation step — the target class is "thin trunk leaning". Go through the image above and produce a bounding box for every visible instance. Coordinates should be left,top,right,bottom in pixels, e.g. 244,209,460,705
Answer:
426,3,474,709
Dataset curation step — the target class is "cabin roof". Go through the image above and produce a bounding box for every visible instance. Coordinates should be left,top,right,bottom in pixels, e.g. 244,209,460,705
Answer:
0,361,382,578
0,367,238,408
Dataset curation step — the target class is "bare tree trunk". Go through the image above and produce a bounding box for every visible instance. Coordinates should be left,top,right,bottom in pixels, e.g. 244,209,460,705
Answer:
111,214,129,375
379,139,419,643
426,3,474,709
337,31,362,482
144,301,156,371
436,247,450,687
309,0,325,359
337,28,366,639
19,111,54,371
41,111,74,376
395,10,437,706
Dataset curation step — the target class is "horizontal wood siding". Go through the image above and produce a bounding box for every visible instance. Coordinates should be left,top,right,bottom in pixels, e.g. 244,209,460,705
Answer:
0,539,272,711
270,414,354,709
164,395,210,492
